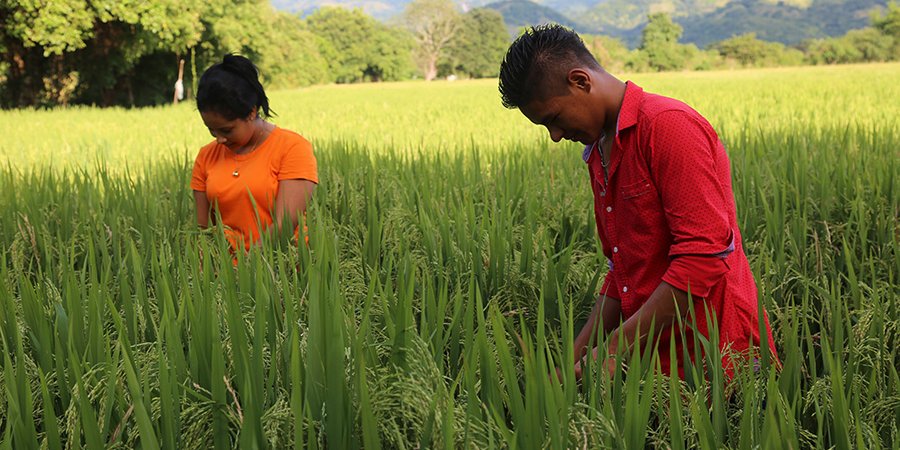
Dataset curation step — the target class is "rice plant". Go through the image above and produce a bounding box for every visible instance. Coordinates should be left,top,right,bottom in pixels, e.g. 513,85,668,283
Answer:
0,63,898,448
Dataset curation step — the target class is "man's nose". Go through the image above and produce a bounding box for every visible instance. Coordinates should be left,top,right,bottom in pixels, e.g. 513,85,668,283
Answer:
548,126,564,143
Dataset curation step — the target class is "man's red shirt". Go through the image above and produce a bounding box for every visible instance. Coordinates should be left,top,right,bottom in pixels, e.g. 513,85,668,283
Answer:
586,82,777,376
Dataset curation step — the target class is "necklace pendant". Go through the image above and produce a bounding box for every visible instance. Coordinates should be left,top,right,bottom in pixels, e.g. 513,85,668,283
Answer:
232,169,239,177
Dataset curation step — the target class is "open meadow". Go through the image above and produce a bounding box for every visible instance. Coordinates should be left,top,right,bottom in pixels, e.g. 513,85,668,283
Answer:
0,63,898,448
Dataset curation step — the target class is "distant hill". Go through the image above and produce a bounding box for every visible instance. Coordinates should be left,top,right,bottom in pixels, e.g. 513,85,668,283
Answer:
271,0,891,47
575,0,889,47
481,0,584,34
269,0,576,17
269,0,414,19
270,0,497,18
679,0,889,47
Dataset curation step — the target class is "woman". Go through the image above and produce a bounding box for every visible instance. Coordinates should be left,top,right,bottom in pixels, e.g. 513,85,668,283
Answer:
191,54,317,253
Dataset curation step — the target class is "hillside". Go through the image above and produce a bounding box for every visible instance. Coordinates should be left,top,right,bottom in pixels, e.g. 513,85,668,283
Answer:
270,0,597,21
680,0,889,47
580,0,889,47
271,0,891,46
270,0,497,18
481,0,584,33
269,0,413,19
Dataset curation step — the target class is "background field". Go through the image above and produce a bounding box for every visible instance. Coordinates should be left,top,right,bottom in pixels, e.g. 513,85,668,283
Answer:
4,63,900,168
0,64,898,449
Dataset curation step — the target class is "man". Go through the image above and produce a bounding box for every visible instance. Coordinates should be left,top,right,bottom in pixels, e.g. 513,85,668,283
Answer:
499,25,777,378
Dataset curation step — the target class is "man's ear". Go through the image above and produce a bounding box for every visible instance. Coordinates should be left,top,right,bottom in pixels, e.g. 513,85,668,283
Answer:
567,69,591,93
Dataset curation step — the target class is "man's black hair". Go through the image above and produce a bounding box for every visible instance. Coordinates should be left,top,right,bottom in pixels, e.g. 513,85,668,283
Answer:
197,54,275,120
498,24,601,109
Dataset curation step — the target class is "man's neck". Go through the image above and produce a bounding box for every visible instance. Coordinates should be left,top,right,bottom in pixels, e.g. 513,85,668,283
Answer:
598,75,627,138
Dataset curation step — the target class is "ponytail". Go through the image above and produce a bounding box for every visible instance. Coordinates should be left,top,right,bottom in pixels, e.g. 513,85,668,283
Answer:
196,54,276,120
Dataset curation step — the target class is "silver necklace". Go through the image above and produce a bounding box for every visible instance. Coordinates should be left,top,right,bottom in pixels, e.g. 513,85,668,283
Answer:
599,132,611,169
598,132,611,195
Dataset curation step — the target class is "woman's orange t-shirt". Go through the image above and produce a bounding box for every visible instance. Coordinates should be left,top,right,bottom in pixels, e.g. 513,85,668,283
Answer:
190,127,318,251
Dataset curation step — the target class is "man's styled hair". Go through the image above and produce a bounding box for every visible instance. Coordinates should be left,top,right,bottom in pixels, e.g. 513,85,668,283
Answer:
498,24,601,109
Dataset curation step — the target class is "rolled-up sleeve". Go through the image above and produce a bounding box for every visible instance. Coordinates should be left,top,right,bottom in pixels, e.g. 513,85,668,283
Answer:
662,255,729,298
190,148,208,192
648,110,734,297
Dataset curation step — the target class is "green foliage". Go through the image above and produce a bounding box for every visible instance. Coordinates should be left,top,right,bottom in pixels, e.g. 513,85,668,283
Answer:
803,37,864,64
3,0,95,55
582,34,631,73
714,33,805,67
872,0,900,38
192,0,331,90
804,27,895,64
305,7,413,83
640,13,696,71
0,0,328,107
440,9,509,78
842,27,896,61
255,14,330,89
641,13,683,48
872,0,900,56
402,0,462,80
0,0,209,106
367,27,417,82
686,47,728,71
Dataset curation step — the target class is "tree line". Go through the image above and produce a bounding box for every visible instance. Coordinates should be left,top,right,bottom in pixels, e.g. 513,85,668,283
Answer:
1,0,898,108
587,4,900,74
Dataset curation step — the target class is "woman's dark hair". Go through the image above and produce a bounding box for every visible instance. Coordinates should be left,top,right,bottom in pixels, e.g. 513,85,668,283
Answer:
196,54,275,120
498,24,600,109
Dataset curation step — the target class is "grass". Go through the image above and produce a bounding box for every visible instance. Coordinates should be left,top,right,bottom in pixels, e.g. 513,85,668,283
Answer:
0,63,898,448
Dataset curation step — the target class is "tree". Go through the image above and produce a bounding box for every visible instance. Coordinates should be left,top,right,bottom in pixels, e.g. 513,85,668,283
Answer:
872,1,900,58
441,8,509,79
581,34,629,73
257,13,330,89
715,33,770,66
306,7,374,83
402,0,461,81
365,27,416,82
803,28,894,65
714,33,803,67
0,0,331,107
306,7,413,83
639,13,692,72
843,28,894,62
872,1,900,39
804,37,864,64
0,0,205,106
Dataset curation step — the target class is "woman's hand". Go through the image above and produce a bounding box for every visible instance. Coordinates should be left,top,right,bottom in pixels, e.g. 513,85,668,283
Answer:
573,349,618,380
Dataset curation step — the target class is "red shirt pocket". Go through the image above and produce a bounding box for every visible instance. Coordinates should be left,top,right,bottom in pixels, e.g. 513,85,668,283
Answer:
621,179,653,199
618,178,663,237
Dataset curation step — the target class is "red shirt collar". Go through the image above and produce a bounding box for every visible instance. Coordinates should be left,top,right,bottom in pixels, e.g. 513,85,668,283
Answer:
617,81,643,134
583,81,644,163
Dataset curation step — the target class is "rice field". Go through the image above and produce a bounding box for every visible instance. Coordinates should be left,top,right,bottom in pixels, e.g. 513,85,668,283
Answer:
0,63,898,449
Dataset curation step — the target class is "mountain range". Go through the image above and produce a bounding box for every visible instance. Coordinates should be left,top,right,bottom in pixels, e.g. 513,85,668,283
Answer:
270,0,891,47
